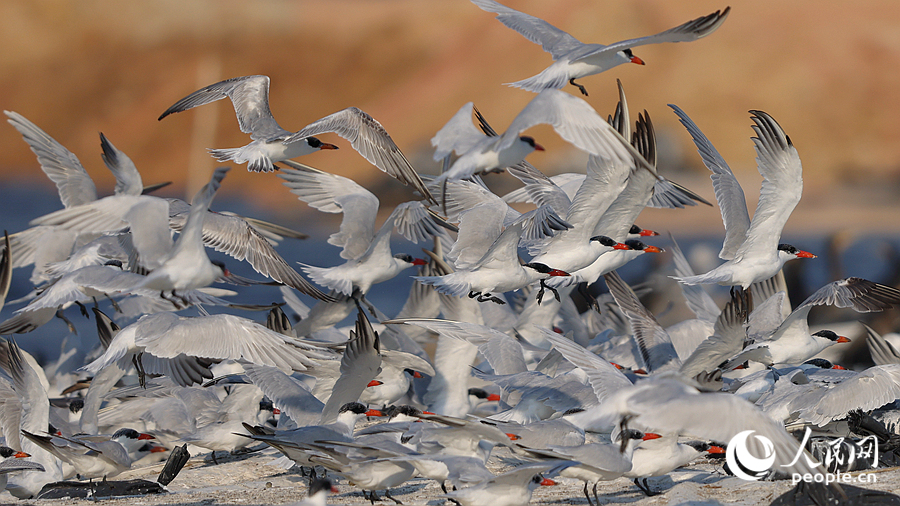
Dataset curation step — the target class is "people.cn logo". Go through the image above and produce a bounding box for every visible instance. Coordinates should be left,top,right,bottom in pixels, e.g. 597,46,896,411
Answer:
725,430,776,481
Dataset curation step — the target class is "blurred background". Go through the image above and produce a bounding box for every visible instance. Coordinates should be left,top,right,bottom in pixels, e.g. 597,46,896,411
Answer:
1,0,900,364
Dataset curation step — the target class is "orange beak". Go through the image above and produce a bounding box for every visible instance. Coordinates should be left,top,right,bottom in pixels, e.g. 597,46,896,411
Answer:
639,229,659,237
540,478,557,486
643,246,663,253
14,451,30,458
832,364,846,370
365,409,384,417
548,269,570,277
633,368,648,375
506,433,521,441
642,433,662,441
707,445,726,454
150,445,168,453
367,380,383,387
630,55,645,65
138,433,154,440
836,336,851,343
613,242,631,250
796,250,817,259
319,142,339,150
611,362,624,370
487,393,501,402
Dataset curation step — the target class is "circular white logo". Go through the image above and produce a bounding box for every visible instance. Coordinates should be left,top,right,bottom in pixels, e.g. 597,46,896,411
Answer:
726,430,776,481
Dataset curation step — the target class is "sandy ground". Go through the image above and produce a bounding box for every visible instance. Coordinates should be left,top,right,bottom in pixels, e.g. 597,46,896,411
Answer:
7,443,900,506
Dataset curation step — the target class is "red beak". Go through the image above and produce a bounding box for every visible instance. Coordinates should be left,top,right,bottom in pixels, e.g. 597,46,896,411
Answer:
138,433,154,440
533,143,545,152
796,250,817,259
365,409,384,417
412,371,423,378
832,364,846,370
506,433,521,441
13,451,30,458
639,229,659,237
642,433,662,441
319,142,339,150
633,368,648,375
487,393,501,402
272,408,281,415
149,445,168,453
611,362,624,370
643,246,663,253
330,486,339,493
836,336,851,343
367,380,383,387
422,411,436,415
630,55,645,65
613,242,631,250
540,478,556,486
707,445,726,454
548,269,569,277
412,258,428,266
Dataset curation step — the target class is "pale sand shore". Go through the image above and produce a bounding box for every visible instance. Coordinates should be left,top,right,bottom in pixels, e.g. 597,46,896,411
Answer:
9,445,900,506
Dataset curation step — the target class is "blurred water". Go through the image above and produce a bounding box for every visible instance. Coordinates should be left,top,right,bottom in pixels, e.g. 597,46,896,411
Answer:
2,181,899,367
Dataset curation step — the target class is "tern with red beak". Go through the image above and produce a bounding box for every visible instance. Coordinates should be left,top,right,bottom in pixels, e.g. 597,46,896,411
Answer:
442,461,575,506
471,0,730,96
671,109,815,289
158,75,340,173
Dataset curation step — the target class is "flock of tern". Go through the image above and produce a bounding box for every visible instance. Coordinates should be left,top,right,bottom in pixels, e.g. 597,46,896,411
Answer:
1,1,899,505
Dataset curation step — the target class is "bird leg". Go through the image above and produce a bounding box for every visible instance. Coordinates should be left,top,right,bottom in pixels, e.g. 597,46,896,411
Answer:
468,291,481,299
569,78,589,96
75,300,89,318
210,451,219,465
535,279,560,305
55,309,77,334
577,282,601,313
365,489,380,504
583,481,595,506
104,293,122,314
633,478,658,497
383,489,403,504
475,293,506,305
132,352,147,388
592,482,601,506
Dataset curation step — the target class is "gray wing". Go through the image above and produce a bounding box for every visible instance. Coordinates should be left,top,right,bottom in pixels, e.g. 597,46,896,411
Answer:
733,111,803,261
798,365,900,426
668,233,719,322
537,327,632,404
99,133,143,196
385,318,527,376
278,161,379,260
431,102,486,160
669,104,749,260
604,271,680,372
0,458,44,474
793,277,900,314
242,363,324,427
0,232,10,313
575,8,730,63
158,75,289,141
864,323,900,366
469,0,583,59
679,288,751,378
319,309,382,424
168,200,331,301
284,107,435,204
5,110,97,208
